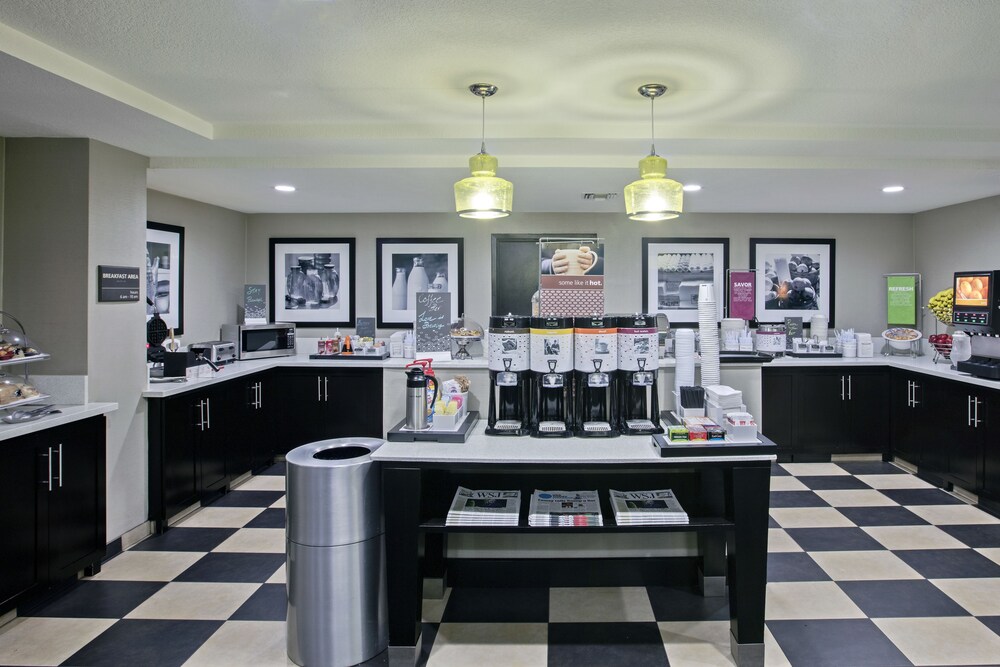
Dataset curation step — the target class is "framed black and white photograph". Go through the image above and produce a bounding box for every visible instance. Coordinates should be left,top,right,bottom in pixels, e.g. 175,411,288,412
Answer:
491,233,597,316
376,237,463,328
269,237,355,327
641,237,729,325
146,221,184,334
750,237,836,325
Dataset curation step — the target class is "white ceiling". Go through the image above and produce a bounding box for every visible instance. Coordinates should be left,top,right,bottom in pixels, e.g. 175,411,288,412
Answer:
1,0,1000,215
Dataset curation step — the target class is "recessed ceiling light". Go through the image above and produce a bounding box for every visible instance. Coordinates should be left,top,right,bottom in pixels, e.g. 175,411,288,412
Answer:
682,184,702,192
882,185,904,193
274,184,296,192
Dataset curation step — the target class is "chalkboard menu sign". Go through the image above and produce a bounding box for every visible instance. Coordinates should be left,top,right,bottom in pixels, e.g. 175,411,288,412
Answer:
356,317,376,339
244,284,267,323
415,291,450,353
784,316,803,350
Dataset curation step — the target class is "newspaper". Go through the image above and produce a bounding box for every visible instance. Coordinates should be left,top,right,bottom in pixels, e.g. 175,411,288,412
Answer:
609,489,689,525
446,487,521,526
528,489,603,527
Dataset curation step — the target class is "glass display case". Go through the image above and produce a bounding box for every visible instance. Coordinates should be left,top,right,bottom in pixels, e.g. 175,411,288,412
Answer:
0,310,52,420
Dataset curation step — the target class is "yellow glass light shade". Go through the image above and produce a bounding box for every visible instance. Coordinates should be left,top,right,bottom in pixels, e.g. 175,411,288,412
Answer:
454,152,513,219
624,154,683,222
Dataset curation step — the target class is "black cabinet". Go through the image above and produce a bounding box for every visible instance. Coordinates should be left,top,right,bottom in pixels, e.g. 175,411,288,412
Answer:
228,371,276,475
983,391,1000,500
891,371,931,466
763,366,889,461
1,416,107,615
945,388,986,491
274,368,383,452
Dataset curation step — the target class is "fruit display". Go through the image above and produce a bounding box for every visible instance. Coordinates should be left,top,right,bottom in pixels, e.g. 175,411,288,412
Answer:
928,288,954,325
928,333,953,359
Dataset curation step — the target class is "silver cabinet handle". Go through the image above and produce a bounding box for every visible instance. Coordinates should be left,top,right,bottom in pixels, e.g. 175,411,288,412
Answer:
974,397,981,428
841,375,845,401
907,381,911,407
206,397,211,429
57,443,63,488
848,375,852,401
257,382,263,409
43,446,53,491
317,375,322,402
909,381,914,407
325,376,329,402
198,399,206,431
912,381,919,407
968,395,973,427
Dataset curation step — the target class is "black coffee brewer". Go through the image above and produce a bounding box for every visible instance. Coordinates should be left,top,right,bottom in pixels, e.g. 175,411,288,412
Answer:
529,316,574,437
486,314,531,436
573,315,619,437
617,314,664,435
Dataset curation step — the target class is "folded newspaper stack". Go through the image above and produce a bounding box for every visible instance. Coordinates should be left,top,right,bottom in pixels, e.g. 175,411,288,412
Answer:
528,490,603,527
446,487,521,526
610,489,689,526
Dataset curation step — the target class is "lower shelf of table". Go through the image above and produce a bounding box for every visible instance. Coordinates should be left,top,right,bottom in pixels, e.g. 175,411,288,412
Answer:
419,516,734,534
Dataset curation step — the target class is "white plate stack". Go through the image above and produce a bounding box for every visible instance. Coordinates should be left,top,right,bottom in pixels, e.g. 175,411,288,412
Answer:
674,328,696,395
698,284,721,387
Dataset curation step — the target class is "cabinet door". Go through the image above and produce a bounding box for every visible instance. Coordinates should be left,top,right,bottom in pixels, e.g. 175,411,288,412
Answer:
43,418,106,581
321,369,384,439
946,387,984,492
226,378,257,479
983,391,1000,497
845,370,890,455
891,372,921,465
251,374,277,469
274,371,328,452
0,434,40,610
792,370,849,456
161,395,200,518
762,371,793,454
198,391,227,494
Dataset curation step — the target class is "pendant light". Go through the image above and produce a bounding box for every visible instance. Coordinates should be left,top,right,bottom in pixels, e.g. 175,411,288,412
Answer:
624,84,683,221
454,83,513,219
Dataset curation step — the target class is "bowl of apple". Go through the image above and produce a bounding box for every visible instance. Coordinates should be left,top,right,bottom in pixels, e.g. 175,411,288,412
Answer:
928,333,953,359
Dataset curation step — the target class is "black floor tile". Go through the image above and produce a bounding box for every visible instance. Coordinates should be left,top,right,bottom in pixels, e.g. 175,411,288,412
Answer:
26,581,165,619
769,490,830,508
208,490,284,508
939,524,1000,548
767,619,912,667
836,461,907,475
838,580,969,618
796,475,872,491
895,548,1000,579
244,507,286,529
441,587,548,623
646,585,729,621
258,462,285,476
979,616,1000,638
838,506,929,527
229,583,286,621
174,552,286,583
131,527,237,552
771,463,791,477
547,622,668,667
785,527,885,552
768,516,780,529
61,619,223,667
879,488,964,506
767,552,831,582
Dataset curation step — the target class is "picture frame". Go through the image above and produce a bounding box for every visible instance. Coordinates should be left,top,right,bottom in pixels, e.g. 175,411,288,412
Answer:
376,237,463,328
749,237,836,326
146,221,185,334
269,237,355,327
641,237,730,326
491,233,597,317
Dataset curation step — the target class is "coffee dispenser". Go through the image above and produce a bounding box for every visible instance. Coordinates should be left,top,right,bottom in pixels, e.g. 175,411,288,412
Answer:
486,314,531,435
529,316,574,437
617,314,664,435
573,316,619,437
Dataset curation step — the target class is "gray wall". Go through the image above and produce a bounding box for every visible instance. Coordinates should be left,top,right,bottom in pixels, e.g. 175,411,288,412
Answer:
147,190,248,344
914,193,1000,330
88,141,149,540
247,211,914,338
3,138,91,374
0,137,4,308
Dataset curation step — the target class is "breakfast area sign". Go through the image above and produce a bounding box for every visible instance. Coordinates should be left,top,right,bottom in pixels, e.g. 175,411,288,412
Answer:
98,265,141,302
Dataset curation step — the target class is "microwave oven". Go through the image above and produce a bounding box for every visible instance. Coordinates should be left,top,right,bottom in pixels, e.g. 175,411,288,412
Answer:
220,323,296,360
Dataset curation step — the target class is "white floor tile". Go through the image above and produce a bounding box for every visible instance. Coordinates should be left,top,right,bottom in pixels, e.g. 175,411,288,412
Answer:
764,582,866,620
767,529,803,553
905,504,1000,526
428,623,547,667
764,627,793,667
266,562,286,585
270,496,287,509
235,476,286,492
91,550,205,582
769,477,809,492
659,620,735,666
422,588,452,624
854,474,933,490
862,525,968,550
780,463,850,476
126,582,260,620
548,586,654,623
874,617,1000,666
0,617,115,666
176,507,264,529
182,620,294,667
769,507,854,529
813,489,898,507
213,528,285,553
930,578,1000,616
810,550,922,581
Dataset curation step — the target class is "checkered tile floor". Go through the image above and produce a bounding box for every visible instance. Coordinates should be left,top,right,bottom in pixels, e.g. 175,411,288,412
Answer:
3,460,1000,666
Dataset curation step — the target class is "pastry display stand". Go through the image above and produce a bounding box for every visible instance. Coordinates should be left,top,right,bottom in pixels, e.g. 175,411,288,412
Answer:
0,310,52,421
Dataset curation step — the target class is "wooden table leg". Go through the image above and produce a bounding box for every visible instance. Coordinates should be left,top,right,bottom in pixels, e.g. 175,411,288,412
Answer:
383,465,423,656
727,464,770,667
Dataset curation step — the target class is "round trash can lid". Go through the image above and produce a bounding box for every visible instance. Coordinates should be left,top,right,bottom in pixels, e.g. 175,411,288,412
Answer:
286,437,384,468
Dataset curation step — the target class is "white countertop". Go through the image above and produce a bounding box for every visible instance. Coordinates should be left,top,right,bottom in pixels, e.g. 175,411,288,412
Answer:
0,402,118,442
370,421,776,465
766,352,1000,389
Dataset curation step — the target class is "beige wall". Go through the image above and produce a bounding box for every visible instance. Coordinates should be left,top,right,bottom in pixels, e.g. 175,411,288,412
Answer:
247,211,914,338
88,141,150,540
913,193,1000,330
0,137,4,308
3,138,91,374
147,190,248,344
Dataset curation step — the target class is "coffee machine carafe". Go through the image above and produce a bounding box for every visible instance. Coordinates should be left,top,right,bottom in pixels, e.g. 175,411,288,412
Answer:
486,314,531,436
530,316,574,437
574,316,619,437
617,314,664,435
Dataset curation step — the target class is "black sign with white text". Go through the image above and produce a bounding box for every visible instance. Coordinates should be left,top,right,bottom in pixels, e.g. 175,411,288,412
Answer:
98,265,141,302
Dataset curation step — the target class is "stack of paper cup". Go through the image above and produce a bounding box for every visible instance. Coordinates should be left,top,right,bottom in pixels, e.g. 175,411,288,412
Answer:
810,315,828,343
674,328,696,395
698,284,721,387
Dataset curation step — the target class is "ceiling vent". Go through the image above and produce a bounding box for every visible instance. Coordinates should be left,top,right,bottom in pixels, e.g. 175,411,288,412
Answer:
582,192,618,200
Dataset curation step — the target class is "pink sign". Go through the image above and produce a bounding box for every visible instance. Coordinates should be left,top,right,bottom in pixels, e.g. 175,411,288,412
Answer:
729,271,756,320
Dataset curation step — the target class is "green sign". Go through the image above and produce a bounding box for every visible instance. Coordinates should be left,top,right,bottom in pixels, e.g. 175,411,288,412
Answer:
887,275,918,326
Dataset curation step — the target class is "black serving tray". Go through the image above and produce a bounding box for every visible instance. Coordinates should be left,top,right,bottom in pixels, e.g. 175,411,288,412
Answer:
309,349,390,361
387,411,479,442
785,351,843,358
718,351,775,363
651,433,776,458
957,357,1000,380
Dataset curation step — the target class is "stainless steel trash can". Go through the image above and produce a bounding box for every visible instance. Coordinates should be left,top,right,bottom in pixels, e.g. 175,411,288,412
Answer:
286,438,388,667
